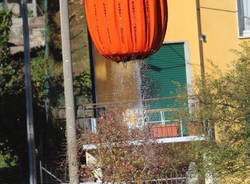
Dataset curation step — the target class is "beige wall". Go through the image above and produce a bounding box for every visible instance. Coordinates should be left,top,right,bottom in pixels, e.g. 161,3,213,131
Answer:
167,0,250,74
93,48,137,103
199,0,245,72
166,0,201,77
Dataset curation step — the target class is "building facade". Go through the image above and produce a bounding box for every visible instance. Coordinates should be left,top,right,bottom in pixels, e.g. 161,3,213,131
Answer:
87,0,249,137
83,0,249,182
92,0,250,104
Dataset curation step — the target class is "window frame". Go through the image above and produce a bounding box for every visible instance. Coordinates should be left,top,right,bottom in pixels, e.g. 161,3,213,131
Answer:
237,0,250,38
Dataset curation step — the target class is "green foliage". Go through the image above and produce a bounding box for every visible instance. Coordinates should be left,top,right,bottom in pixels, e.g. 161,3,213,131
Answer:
31,57,48,103
0,152,17,168
0,10,22,97
0,10,12,61
0,3,92,181
0,55,24,96
177,42,250,183
31,55,92,106
80,108,196,183
74,71,92,100
0,9,92,174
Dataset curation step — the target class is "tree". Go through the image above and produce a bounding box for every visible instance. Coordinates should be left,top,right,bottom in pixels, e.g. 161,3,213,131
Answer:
0,8,92,182
79,108,198,183
78,43,250,184
176,42,250,184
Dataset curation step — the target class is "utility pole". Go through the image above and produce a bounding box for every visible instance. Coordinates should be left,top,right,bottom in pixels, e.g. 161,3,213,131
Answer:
20,0,37,184
196,0,205,80
3,0,8,9
59,0,79,184
32,0,37,17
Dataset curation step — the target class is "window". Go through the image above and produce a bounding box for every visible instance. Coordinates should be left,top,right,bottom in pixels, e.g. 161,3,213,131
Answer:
238,0,250,37
141,42,190,135
141,43,188,109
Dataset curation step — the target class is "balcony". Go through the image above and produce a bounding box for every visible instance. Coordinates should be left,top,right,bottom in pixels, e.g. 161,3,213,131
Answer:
76,97,205,150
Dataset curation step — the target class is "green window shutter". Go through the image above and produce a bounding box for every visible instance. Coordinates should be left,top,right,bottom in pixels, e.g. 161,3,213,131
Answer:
141,43,189,135
142,43,187,109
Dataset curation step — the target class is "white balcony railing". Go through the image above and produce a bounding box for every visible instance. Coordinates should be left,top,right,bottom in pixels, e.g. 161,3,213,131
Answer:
77,97,205,150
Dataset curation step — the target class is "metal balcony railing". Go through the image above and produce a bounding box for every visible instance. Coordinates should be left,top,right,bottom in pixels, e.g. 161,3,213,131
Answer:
76,97,204,145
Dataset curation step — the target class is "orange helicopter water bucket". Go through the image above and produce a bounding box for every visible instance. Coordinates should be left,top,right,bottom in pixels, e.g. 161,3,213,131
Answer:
84,0,168,62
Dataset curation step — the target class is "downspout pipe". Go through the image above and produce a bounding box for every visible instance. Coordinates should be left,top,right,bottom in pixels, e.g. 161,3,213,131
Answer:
196,0,216,139
196,0,205,80
196,3,217,184
88,34,97,104
82,0,96,104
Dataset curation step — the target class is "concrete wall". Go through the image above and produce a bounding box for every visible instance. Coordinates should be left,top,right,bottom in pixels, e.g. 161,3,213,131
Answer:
1,1,45,53
0,2,33,16
9,16,45,54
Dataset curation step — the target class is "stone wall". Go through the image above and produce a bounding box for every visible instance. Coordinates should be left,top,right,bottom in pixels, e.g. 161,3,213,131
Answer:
0,2,33,16
9,16,45,54
0,2,45,54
